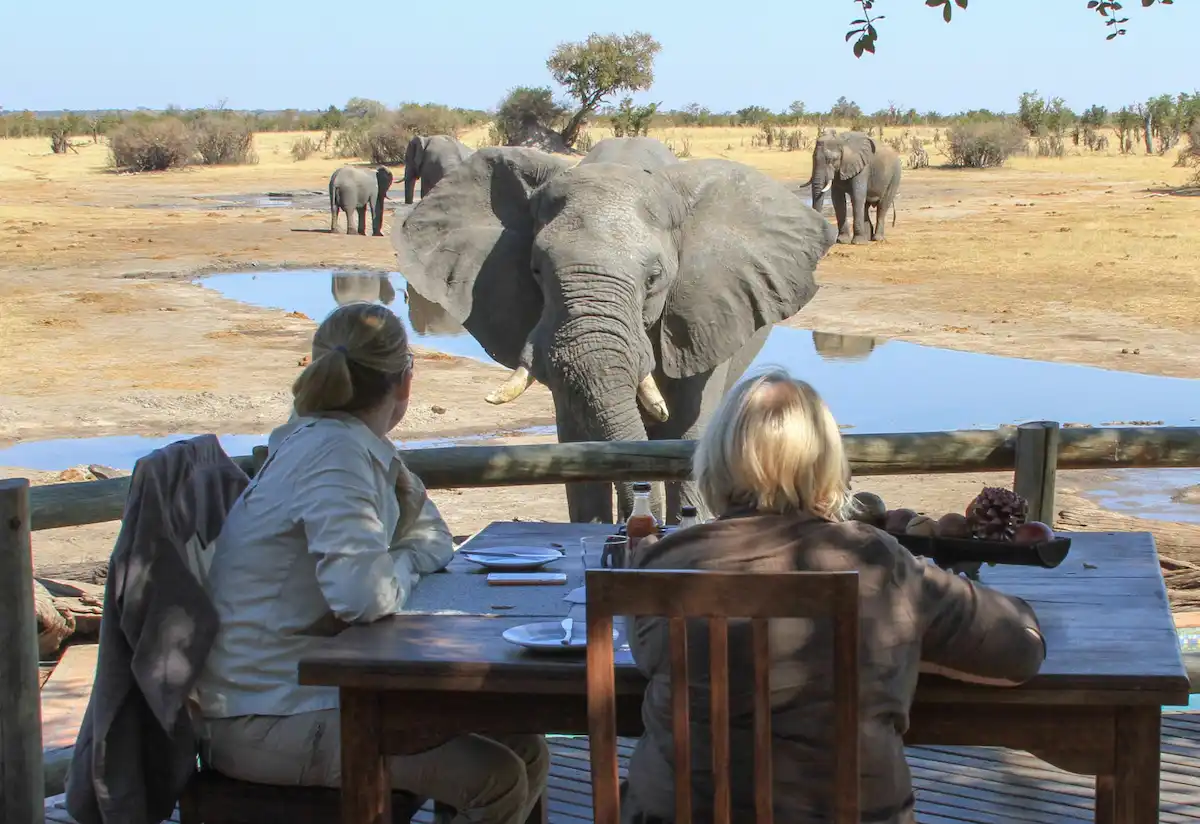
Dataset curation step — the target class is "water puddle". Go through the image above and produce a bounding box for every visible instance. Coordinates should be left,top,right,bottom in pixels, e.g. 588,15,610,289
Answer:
1076,469,1200,525
0,426,556,473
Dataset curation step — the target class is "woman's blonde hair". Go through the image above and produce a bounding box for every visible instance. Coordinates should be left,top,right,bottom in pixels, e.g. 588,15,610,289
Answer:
694,366,853,521
292,301,413,416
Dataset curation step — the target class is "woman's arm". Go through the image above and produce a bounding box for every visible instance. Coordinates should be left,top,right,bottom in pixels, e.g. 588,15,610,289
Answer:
292,449,420,622
389,494,455,574
916,556,1047,687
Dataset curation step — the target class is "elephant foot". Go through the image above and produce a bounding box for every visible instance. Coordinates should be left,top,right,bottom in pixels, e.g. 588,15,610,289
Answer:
851,234,869,245
372,231,384,237
836,233,854,245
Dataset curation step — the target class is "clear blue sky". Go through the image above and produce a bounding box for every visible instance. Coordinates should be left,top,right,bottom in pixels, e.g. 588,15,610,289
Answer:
2,1,1194,114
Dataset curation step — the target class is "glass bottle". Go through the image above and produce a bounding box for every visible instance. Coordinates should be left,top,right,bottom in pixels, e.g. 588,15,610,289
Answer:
625,482,659,556
678,506,699,530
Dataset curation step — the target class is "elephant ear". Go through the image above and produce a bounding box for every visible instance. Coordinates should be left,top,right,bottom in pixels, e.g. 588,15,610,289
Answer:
392,147,573,368
656,159,836,379
839,133,875,179
405,135,424,169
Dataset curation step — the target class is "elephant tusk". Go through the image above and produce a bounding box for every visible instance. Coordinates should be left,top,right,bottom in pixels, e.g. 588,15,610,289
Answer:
637,374,670,423
485,367,535,405
821,181,832,194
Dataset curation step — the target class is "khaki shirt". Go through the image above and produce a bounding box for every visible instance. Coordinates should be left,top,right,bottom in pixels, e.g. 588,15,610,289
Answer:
195,413,454,719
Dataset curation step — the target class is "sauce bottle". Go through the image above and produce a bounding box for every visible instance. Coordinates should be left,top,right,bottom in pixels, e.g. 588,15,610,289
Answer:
677,506,699,530
625,482,659,558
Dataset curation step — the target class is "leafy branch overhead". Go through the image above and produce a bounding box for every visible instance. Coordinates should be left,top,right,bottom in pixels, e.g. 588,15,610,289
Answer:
846,0,1172,58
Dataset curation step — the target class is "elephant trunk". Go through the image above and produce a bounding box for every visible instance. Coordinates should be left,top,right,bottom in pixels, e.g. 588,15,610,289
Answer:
372,187,387,235
810,165,830,214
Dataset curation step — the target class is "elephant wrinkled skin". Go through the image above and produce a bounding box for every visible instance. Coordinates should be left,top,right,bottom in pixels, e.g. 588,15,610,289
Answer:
328,166,393,236
404,134,473,204
393,137,837,524
803,130,902,244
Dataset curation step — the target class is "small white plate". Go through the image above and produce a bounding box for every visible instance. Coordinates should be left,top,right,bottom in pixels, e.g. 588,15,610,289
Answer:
460,547,563,571
502,621,620,652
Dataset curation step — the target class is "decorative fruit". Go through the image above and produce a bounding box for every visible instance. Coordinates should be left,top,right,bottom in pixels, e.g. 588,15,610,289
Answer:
884,508,919,533
851,491,887,526
906,514,939,537
1013,521,1055,545
965,486,1029,542
936,512,972,539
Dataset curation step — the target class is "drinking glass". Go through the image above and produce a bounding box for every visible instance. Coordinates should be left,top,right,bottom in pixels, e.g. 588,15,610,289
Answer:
581,535,629,570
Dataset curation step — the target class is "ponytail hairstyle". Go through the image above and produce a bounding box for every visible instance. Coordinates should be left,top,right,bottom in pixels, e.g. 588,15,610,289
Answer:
292,301,413,416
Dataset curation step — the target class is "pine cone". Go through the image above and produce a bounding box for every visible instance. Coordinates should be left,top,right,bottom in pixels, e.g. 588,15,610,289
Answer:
966,486,1028,542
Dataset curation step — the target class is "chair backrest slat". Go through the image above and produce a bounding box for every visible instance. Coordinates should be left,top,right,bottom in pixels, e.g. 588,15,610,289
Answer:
668,617,693,824
751,618,773,824
709,616,732,824
586,569,860,824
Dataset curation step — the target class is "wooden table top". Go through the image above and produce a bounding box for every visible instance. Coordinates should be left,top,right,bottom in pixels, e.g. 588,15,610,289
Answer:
298,521,1191,705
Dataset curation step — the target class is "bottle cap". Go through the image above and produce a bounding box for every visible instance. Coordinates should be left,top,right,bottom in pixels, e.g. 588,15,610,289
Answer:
681,506,698,516
632,482,652,493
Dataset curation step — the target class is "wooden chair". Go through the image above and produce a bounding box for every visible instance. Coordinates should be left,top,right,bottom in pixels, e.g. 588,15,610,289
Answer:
584,569,861,824
177,765,456,823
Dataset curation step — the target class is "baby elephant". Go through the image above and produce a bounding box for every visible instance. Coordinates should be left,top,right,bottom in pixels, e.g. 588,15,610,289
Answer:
328,165,393,236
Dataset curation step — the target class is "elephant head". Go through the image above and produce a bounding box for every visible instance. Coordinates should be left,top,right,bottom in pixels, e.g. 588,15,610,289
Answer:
804,131,876,213
404,136,427,205
394,147,835,520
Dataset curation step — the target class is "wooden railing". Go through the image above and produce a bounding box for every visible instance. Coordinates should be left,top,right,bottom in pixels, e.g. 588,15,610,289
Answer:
4,420,1200,817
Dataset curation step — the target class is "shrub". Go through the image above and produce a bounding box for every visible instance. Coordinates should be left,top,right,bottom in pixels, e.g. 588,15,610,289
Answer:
291,136,319,161
192,114,257,165
945,121,1027,168
495,87,567,146
108,118,194,171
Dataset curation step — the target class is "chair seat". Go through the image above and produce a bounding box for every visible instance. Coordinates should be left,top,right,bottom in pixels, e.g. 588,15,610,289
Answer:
178,767,438,824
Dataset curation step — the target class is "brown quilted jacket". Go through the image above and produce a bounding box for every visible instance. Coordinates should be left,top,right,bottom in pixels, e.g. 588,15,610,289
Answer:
623,509,1047,824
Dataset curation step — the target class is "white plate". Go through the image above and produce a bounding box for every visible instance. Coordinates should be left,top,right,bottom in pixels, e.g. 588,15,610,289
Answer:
460,547,563,571
502,621,620,651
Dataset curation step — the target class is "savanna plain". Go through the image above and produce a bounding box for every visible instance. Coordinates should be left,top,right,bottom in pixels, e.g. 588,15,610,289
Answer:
3,120,1200,591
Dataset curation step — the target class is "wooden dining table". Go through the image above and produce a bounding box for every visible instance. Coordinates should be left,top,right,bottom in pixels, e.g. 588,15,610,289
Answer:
297,521,1191,824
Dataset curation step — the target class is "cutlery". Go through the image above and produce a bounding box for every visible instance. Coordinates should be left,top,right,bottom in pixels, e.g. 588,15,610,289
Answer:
560,618,574,645
463,550,559,558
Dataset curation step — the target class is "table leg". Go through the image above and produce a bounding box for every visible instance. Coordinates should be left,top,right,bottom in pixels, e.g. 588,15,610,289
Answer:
1111,707,1161,824
525,792,549,824
1095,774,1114,824
341,688,391,824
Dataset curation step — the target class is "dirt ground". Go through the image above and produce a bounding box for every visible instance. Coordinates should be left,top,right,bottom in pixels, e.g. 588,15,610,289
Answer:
1,125,1198,577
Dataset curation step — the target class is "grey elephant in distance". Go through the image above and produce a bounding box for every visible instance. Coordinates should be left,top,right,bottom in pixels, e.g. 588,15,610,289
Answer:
331,272,396,306
405,284,466,336
394,137,837,524
328,166,393,236
404,135,473,204
802,130,901,244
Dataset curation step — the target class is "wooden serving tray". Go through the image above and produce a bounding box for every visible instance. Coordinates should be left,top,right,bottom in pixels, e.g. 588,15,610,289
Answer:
888,532,1072,570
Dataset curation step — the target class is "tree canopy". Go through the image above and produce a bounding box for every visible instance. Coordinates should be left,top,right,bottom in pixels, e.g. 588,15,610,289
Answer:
847,0,1173,58
546,31,662,148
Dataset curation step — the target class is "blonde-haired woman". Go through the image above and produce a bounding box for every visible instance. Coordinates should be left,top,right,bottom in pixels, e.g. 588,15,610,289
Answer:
196,302,549,824
622,367,1046,824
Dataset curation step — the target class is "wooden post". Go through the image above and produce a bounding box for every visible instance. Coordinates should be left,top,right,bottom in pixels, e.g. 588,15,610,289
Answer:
1014,421,1061,525
0,478,45,823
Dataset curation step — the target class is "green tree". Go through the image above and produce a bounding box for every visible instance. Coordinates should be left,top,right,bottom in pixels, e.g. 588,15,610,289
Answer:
343,97,387,121
547,31,662,148
1017,91,1046,136
610,97,659,136
495,86,569,145
845,0,1172,58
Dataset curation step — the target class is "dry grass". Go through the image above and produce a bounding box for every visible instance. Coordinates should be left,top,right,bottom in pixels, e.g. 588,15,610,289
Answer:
0,123,1197,339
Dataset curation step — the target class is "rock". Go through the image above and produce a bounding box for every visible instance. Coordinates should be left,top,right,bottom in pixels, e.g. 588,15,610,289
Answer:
55,467,91,483
1171,485,1200,505
34,580,75,658
507,121,579,155
431,405,447,415
87,464,127,480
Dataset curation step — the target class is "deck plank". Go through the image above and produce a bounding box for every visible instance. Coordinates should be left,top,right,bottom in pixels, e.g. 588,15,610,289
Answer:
43,718,1200,823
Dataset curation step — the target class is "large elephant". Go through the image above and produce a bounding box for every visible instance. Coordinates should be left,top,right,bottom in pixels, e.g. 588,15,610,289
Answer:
393,138,838,524
802,130,902,244
577,136,678,170
328,166,393,236
404,134,473,204
331,272,396,306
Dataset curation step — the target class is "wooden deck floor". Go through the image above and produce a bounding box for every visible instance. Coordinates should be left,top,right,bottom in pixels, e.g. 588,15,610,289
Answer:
45,714,1200,823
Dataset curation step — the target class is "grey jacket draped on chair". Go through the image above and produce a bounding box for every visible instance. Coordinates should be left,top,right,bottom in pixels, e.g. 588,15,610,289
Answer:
66,435,249,824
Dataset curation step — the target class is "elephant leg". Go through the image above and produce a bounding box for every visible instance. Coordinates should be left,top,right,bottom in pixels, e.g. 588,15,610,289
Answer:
875,179,899,242
832,187,851,244
330,201,338,232
356,205,368,236
850,175,870,244
344,205,355,235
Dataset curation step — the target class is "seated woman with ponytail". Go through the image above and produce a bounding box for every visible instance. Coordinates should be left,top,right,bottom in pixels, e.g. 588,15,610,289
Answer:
195,302,550,824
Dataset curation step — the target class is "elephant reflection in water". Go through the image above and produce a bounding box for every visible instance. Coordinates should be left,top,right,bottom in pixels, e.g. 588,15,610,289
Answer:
405,285,465,336
330,273,396,306
811,331,879,362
